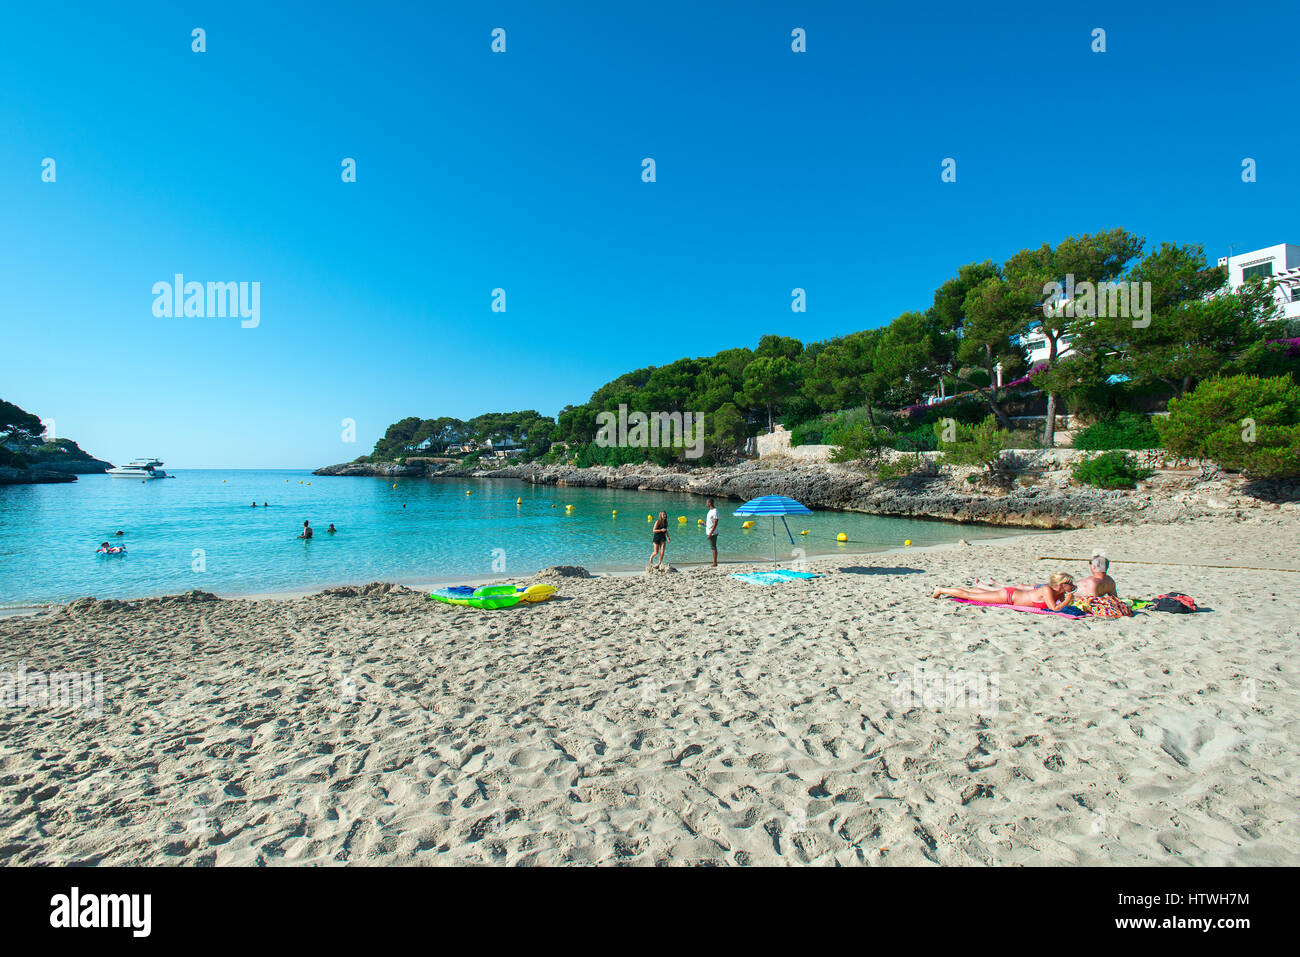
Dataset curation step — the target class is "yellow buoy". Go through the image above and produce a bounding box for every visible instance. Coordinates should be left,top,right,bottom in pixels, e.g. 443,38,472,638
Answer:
516,498,522,505
612,510,617,516
742,521,754,529
697,518,704,524
466,490,472,495
392,484,396,489
837,533,848,542
904,539,912,546
800,530,809,535
677,516,687,523
647,515,653,522
306,482,310,485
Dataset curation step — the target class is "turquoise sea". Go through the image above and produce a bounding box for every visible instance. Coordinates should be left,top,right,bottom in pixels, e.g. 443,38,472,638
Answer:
1,470,1036,607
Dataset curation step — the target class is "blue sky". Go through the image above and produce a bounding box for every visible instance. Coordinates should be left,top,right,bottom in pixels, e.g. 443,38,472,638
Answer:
2,1,1296,468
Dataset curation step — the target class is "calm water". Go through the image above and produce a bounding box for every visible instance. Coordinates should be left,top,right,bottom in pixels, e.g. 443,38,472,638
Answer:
0,471,1035,606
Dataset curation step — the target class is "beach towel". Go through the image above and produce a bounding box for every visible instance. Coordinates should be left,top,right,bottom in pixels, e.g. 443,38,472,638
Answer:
1083,594,1133,618
947,597,1087,618
730,569,819,586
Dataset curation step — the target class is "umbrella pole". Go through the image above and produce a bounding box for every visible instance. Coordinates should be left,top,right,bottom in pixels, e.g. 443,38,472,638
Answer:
771,517,777,568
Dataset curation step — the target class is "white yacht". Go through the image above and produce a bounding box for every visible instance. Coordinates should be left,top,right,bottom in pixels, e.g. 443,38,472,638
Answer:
107,457,170,479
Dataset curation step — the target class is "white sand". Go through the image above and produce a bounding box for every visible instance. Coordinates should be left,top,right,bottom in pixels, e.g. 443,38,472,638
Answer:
1,515,1296,866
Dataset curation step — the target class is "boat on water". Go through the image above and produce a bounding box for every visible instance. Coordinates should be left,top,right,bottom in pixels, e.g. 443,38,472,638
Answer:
107,457,171,479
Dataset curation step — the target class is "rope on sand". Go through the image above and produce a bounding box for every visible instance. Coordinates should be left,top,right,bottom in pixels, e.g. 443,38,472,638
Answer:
1036,556,1300,573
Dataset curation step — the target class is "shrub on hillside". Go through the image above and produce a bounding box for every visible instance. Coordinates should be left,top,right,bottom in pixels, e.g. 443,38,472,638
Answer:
1071,451,1152,489
1159,374,1300,479
823,407,878,446
887,421,939,452
1072,412,1162,451
875,453,927,481
1236,337,1300,379
828,422,890,465
935,415,1009,472
790,420,827,446
0,447,28,469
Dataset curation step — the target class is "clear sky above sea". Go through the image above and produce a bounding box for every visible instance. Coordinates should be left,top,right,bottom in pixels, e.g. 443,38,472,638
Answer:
2,1,1296,468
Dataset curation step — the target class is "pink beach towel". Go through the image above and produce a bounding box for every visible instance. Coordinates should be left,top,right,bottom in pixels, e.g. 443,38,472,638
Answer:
948,597,1085,619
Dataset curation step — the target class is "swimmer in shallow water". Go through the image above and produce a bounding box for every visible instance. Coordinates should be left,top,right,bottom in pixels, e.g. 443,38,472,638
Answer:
327,524,336,534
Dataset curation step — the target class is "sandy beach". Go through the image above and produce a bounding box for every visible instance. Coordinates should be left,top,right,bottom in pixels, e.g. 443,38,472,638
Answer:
1,514,1296,866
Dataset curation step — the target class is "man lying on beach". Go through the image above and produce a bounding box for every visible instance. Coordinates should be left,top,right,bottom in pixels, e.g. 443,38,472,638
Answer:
1075,553,1116,598
932,572,1076,611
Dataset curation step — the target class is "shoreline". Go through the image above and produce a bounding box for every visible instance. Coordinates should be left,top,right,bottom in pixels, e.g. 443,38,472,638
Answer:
0,526,1047,618
313,456,1300,530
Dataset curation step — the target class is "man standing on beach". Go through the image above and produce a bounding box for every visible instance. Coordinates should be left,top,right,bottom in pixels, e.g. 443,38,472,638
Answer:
705,498,719,567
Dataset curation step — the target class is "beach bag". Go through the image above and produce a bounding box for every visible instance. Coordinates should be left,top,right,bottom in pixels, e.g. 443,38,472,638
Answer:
1087,595,1133,619
1152,592,1197,613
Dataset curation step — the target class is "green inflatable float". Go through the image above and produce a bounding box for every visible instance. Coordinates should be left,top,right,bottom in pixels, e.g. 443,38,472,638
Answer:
428,583,556,609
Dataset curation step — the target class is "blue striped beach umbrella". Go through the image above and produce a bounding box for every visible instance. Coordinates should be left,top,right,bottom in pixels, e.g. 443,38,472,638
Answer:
733,495,813,567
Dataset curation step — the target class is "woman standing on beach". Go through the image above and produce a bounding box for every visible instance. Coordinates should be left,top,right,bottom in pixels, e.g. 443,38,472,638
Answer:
650,511,669,567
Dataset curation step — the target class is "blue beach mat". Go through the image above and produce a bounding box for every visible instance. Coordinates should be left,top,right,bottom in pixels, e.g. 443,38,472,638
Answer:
730,569,820,586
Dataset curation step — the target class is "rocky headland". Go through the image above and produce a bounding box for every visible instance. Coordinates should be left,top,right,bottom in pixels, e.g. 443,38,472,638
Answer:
314,451,1300,529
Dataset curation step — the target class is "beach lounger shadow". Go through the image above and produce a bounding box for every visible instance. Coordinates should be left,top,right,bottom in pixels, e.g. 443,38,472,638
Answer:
838,565,925,575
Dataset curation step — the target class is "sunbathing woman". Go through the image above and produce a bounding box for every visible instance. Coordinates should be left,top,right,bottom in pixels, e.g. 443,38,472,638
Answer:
932,572,1076,611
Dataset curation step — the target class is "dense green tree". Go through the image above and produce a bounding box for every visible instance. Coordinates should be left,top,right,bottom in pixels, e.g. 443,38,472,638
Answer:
753,334,804,361
742,354,803,432
872,312,950,411
802,330,880,416
0,399,45,444
1160,374,1300,479
1049,244,1271,402
1008,229,1145,446
953,273,1025,429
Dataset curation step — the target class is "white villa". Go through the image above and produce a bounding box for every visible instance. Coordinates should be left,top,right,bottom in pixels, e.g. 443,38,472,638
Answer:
1218,243,1300,322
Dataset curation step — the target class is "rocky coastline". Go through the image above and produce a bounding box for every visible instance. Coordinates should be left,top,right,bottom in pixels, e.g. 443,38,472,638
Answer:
0,466,78,485
314,453,1300,529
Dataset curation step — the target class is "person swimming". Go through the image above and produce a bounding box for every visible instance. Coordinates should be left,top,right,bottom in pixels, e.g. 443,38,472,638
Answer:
1075,553,1116,598
252,501,257,507
932,572,1076,611
327,523,336,534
